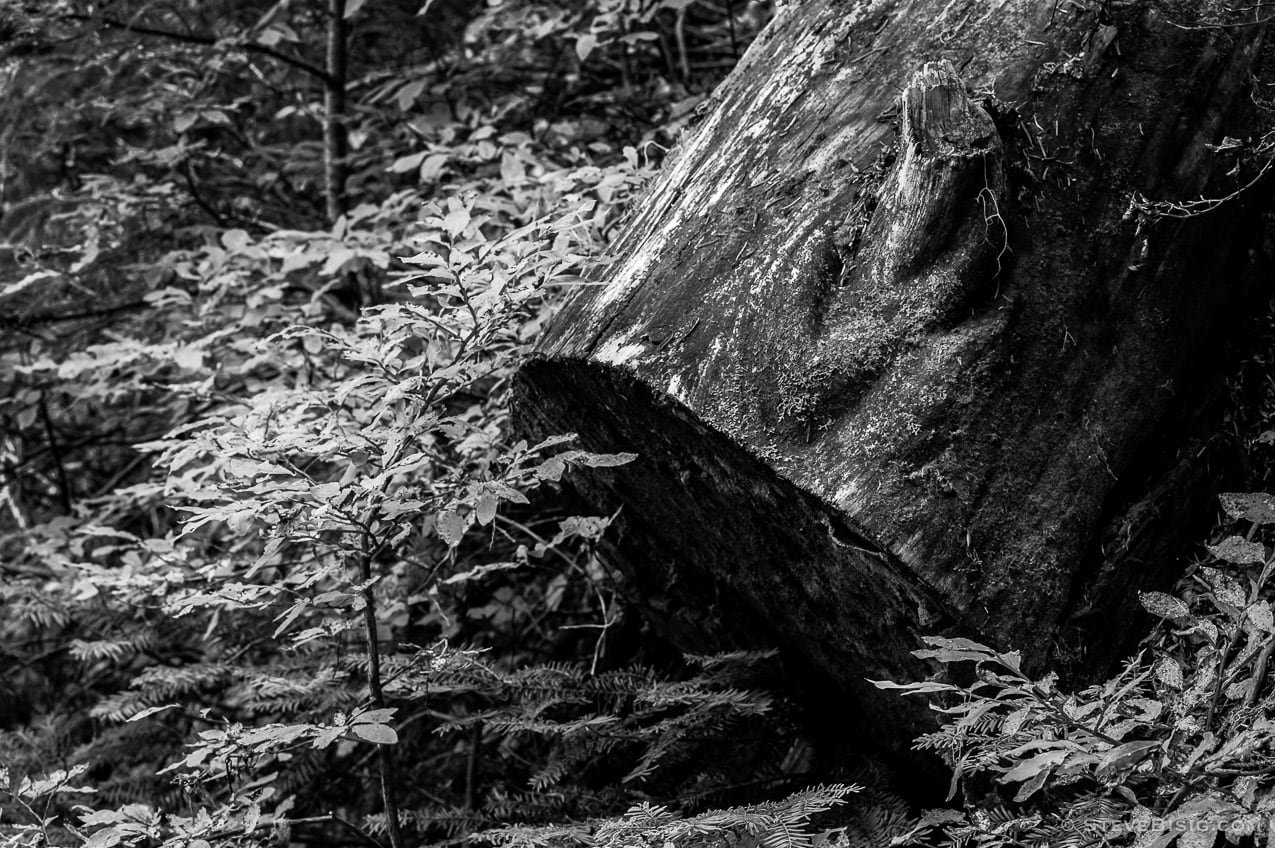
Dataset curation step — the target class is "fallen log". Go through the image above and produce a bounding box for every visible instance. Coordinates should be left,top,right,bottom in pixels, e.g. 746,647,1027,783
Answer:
515,0,1272,752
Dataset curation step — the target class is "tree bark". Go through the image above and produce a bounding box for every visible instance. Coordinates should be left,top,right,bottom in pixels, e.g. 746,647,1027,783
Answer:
515,0,1273,752
324,0,349,225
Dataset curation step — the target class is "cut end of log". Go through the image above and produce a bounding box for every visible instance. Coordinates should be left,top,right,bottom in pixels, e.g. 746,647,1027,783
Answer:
513,357,955,751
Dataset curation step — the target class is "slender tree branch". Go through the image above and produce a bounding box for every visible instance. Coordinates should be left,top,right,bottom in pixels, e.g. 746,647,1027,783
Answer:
358,529,406,848
61,13,335,85
465,722,483,811
0,300,149,328
36,393,71,512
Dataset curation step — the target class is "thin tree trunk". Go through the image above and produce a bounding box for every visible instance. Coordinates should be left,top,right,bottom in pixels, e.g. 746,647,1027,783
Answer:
324,0,349,225
360,536,406,848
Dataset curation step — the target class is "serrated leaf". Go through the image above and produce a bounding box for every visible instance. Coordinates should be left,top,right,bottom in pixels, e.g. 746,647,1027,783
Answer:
349,723,398,744
1140,591,1189,620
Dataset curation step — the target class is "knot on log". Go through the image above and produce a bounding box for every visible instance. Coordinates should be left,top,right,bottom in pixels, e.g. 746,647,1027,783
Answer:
785,61,1008,425
901,60,999,159
885,59,1005,277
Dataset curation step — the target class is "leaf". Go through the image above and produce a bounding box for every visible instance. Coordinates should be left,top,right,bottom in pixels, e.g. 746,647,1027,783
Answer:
322,247,357,275
1002,706,1033,734
1207,535,1265,565
1155,655,1184,689
575,33,599,62
443,560,523,585
536,456,566,482
500,152,526,185
1001,750,1069,783
1248,600,1274,633
127,704,180,722
913,647,998,664
1012,766,1051,802
395,80,426,110
436,509,467,547
1202,568,1247,609
573,452,637,469
388,151,428,173
1095,740,1160,778
476,494,498,525
919,635,999,654
221,229,251,251
344,0,368,18
442,206,470,238
1219,492,1275,525
349,723,398,744
419,153,450,181
866,679,956,695
84,829,123,848
913,635,1001,665
1139,590,1189,620
173,346,204,370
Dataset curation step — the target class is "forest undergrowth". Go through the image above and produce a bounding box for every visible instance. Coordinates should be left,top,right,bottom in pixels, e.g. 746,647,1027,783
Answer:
3,1,1275,847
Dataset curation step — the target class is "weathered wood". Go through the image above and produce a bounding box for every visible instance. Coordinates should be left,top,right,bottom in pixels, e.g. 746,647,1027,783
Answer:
515,0,1272,748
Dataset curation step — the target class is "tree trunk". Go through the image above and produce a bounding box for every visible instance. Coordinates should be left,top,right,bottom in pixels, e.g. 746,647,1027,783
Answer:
515,0,1273,753
324,0,349,226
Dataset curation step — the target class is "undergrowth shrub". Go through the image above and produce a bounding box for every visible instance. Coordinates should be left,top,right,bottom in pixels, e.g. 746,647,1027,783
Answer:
1,3,820,847
873,492,1275,848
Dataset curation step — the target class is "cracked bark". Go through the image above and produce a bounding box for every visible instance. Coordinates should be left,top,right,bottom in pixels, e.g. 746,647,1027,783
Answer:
515,0,1273,756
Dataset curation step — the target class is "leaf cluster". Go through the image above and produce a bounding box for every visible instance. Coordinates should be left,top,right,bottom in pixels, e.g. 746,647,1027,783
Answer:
872,492,1275,848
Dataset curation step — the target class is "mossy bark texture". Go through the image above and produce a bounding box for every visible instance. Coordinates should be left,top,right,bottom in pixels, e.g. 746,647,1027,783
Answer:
515,0,1272,750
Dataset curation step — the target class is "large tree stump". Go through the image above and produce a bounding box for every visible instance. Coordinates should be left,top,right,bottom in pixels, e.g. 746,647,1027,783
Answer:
515,0,1272,750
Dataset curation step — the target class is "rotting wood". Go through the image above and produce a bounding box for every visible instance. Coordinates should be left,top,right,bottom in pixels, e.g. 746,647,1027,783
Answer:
515,0,1273,753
